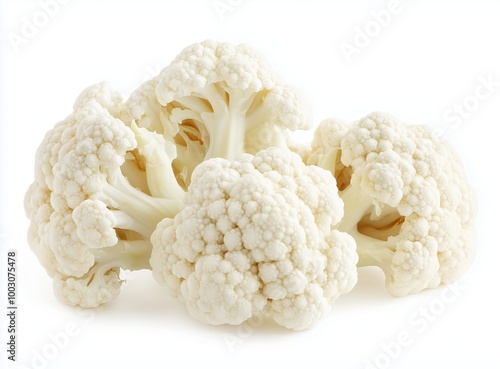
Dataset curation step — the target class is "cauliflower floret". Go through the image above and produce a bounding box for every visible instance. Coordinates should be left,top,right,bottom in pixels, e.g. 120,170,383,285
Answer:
308,112,477,296
24,82,184,307
125,39,313,186
151,147,358,330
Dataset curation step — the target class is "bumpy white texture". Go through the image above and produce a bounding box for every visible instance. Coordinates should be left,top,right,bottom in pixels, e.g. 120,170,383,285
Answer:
125,39,313,170
308,112,477,296
151,147,358,330
24,82,184,307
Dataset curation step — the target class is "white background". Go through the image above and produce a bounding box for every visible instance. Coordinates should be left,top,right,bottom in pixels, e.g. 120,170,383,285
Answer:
1,0,499,368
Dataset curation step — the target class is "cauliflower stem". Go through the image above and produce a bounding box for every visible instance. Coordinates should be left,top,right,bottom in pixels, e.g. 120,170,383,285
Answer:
101,170,182,229
336,181,404,279
176,86,252,158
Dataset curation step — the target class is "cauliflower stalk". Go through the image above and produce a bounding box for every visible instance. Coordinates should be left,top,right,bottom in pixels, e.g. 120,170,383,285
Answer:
307,112,477,296
151,147,358,330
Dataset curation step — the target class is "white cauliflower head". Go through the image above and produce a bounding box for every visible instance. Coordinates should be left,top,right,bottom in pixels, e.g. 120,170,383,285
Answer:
124,39,313,180
24,82,184,307
151,147,358,330
308,112,477,296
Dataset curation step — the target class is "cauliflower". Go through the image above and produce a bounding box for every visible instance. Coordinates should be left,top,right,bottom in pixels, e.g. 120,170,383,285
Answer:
23,40,315,311
150,147,358,330
123,39,313,190
24,82,185,307
24,40,478,331
307,112,477,296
